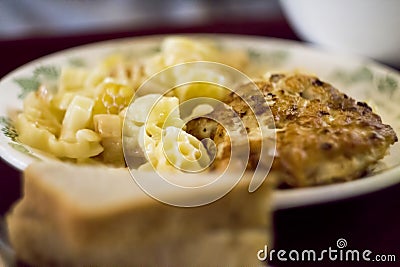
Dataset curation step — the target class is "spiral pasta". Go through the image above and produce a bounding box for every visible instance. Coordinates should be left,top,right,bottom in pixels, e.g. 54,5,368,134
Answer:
124,94,210,171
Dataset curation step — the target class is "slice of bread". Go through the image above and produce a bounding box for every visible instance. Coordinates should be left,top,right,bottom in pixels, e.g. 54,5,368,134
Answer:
7,162,272,266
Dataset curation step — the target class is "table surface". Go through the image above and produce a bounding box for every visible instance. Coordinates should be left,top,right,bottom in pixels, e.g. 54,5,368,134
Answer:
0,18,399,267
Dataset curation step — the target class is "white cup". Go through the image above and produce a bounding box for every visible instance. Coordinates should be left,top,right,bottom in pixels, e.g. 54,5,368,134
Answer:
280,0,400,66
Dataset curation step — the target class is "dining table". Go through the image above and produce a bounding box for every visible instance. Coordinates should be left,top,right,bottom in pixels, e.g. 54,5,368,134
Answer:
0,17,399,267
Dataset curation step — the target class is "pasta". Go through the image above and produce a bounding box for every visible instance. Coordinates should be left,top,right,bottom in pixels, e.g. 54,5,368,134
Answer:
94,114,124,166
160,126,210,172
60,95,94,142
17,113,103,159
124,94,210,171
15,36,253,170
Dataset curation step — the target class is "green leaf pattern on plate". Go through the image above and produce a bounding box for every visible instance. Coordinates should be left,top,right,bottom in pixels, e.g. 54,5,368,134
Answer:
0,116,39,159
68,57,86,67
148,45,161,54
331,66,399,99
330,66,373,85
0,116,17,142
14,65,60,99
33,65,60,80
248,49,289,67
377,75,398,97
14,77,40,99
8,142,40,160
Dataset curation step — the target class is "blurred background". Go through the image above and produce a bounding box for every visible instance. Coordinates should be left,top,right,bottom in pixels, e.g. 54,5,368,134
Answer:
1,0,398,66
0,0,297,80
0,0,283,40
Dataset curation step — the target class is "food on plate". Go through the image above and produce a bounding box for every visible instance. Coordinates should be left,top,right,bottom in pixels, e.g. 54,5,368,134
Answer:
123,93,212,172
186,73,398,187
4,35,399,266
15,37,249,166
13,36,398,187
7,162,271,266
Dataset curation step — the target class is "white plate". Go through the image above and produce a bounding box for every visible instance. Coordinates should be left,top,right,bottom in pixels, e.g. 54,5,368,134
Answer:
0,34,399,209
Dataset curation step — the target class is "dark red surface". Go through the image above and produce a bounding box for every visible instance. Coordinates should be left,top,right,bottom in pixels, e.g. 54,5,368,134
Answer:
0,19,399,267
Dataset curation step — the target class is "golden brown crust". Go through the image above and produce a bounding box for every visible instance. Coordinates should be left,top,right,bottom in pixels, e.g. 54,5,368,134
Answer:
186,74,398,187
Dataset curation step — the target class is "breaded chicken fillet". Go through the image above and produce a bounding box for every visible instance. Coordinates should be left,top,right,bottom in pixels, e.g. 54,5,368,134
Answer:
186,74,398,187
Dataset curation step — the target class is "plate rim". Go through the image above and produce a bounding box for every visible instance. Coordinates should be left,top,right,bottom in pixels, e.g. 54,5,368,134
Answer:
1,33,399,209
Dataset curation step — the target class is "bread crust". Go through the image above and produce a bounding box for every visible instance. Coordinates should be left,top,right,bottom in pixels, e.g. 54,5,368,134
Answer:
7,163,271,266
